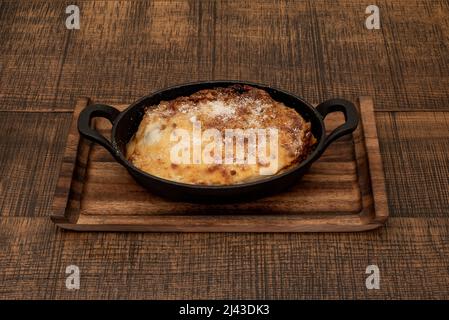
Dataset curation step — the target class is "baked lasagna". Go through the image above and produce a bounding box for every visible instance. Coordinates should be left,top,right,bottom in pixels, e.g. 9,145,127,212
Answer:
126,85,316,185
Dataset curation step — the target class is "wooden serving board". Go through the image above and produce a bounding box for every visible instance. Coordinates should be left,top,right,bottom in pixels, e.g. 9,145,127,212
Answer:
51,97,388,232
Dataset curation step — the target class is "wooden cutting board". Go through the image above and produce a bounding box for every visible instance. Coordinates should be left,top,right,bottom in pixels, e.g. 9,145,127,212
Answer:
51,96,388,232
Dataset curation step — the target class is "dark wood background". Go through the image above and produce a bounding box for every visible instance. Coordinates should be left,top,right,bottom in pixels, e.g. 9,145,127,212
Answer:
0,0,448,299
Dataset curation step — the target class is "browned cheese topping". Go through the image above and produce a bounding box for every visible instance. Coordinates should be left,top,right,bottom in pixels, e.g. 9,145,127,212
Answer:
126,85,316,185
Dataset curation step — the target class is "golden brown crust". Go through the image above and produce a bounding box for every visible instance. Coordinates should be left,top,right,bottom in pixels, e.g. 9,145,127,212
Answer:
126,85,316,185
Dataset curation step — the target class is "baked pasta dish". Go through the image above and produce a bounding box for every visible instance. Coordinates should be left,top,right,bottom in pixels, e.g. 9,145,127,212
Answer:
126,85,316,185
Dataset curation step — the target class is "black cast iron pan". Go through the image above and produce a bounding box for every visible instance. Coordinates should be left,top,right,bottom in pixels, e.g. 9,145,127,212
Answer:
78,81,359,202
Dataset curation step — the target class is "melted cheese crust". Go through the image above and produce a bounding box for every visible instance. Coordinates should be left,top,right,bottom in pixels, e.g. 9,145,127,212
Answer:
126,85,316,185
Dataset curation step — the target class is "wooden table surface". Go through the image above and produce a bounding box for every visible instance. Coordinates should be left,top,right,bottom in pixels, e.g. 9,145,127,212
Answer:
0,0,448,299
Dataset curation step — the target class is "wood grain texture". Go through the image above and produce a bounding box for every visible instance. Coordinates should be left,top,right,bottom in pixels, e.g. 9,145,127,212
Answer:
376,111,449,217
309,0,449,110
54,0,211,109
51,97,388,232
51,98,92,224
0,111,71,217
0,1,71,111
1,0,448,111
1,216,448,299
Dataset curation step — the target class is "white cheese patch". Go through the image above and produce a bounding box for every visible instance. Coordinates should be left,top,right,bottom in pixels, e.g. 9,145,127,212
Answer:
206,100,235,119
143,123,162,145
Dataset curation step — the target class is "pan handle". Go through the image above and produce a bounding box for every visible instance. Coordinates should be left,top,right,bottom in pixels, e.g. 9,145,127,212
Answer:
316,98,359,150
78,103,121,159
